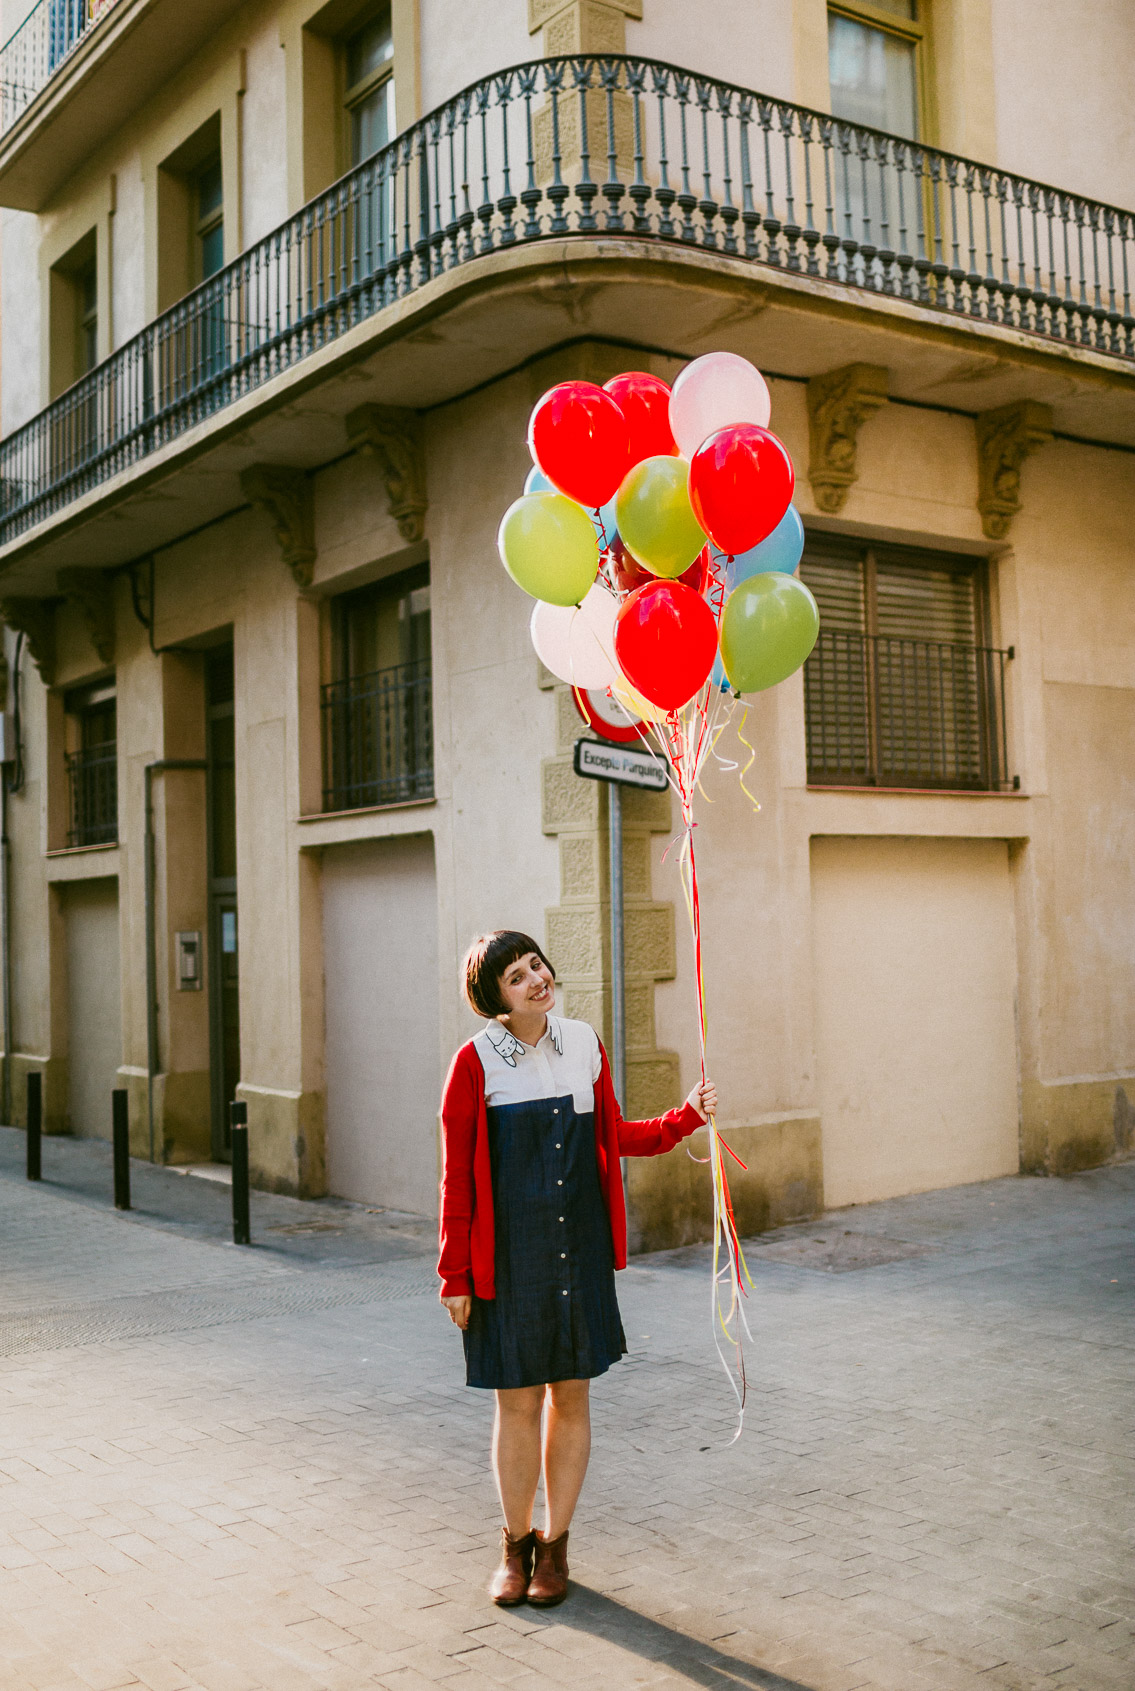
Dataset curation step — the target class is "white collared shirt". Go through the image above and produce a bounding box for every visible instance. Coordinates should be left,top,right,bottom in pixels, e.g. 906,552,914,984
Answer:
474,1015,602,1112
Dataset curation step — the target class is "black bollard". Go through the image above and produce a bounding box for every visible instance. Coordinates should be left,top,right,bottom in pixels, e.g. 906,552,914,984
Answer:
26,1071,41,1181
112,1089,131,1211
230,1101,250,1246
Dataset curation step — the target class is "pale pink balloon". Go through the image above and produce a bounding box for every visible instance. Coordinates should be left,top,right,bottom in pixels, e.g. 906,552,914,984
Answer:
668,352,772,459
530,584,620,689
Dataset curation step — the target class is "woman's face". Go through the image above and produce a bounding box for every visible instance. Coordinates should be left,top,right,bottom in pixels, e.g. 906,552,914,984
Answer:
497,952,555,1020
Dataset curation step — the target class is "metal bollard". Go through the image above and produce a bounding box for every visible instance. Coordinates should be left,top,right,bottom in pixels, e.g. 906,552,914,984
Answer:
112,1089,131,1211
230,1100,250,1246
26,1071,41,1182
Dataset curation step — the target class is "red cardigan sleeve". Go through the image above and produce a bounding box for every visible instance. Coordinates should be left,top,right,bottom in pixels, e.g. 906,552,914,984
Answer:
437,1044,480,1298
596,1042,703,1155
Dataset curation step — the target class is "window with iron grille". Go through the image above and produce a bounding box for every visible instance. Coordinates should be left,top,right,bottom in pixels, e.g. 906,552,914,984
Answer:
65,680,118,846
322,563,432,812
800,536,1013,790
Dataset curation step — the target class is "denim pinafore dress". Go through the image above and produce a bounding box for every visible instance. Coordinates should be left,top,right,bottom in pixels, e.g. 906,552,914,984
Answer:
462,1017,627,1391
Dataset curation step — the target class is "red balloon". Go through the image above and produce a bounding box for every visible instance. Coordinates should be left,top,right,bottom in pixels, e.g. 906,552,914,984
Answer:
528,381,629,508
679,544,712,596
603,371,678,467
614,579,719,712
611,535,653,596
688,424,795,557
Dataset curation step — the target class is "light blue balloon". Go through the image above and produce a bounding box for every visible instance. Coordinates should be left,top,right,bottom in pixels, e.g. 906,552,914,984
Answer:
726,505,804,589
709,652,732,694
526,464,618,549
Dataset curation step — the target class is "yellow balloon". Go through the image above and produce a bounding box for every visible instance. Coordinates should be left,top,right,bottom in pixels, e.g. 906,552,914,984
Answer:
611,674,670,724
615,455,707,578
497,493,599,605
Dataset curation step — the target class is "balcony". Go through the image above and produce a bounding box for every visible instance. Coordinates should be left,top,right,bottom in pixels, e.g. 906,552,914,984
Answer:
321,659,433,813
0,0,241,209
804,631,1012,792
1,54,1132,574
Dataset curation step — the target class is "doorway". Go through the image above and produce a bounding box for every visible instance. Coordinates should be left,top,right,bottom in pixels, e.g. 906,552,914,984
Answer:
206,645,240,1160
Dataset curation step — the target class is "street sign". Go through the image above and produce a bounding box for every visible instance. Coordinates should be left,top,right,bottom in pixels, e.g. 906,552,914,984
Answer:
573,737,669,790
571,684,647,744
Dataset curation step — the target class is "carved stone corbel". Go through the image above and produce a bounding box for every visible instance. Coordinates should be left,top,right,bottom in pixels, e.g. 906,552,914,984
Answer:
974,401,1053,540
345,404,428,543
0,597,56,685
57,568,116,666
240,464,316,588
806,363,890,513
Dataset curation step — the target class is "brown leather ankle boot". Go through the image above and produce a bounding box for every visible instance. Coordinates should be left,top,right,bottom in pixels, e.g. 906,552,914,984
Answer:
488,1527,535,1605
527,1529,569,1606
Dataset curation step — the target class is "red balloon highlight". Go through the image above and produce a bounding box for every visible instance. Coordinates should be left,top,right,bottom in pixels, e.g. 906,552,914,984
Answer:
603,371,678,467
613,579,719,712
688,424,795,557
528,381,629,508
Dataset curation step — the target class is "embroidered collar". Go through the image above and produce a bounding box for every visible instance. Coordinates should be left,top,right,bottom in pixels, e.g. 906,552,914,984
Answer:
486,1017,563,1067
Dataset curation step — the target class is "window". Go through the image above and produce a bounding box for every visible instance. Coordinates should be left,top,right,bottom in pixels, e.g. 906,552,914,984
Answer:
49,230,99,395
345,8,394,167
193,155,225,282
801,536,1011,791
322,563,432,811
64,680,117,846
828,1,923,140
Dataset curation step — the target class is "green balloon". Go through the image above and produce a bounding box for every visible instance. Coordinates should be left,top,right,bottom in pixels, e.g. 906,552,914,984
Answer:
720,573,820,693
615,455,706,578
497,492,599,605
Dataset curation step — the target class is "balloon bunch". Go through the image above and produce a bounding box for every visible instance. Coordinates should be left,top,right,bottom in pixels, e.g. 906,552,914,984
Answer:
497,353,820,1434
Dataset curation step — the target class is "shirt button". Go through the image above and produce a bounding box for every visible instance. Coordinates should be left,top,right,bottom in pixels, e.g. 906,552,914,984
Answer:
553,1108,559,1114
560,1252,566,1259
557,1179,563,1186
558,1216,564,1222
555,1143,561,1149
562,1290,568,1296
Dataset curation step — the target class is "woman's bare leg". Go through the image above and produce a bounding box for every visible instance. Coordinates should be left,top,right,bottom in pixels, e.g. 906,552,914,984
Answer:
542,1379,591,1538
492,1386,544,1537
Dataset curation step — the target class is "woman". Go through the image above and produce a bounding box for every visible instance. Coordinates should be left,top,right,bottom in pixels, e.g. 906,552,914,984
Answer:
438,930,717,1608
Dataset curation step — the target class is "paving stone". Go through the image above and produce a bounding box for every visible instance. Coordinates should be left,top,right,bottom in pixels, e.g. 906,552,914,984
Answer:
0,1133,1132,1690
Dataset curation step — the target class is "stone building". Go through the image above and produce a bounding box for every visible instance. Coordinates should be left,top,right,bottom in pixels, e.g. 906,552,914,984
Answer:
0,0,1131,1246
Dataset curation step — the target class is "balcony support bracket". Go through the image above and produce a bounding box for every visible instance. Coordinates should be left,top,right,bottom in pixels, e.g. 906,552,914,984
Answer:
975,401,1054,540
806,364,890,514
58,568,116,666
0,598,56,685
240,465,316,588
345,405,428,544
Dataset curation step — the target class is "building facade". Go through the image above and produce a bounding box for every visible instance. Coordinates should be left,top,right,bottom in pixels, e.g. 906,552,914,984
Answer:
0,0,1131,1246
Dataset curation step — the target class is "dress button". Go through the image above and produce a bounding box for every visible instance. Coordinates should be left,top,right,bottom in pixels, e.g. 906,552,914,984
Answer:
557,1179,563,1186
558,1216,564,1222
562,1289,568,1296
553,1108,559,1115
555,1143,561,1149
560,1252,566,1259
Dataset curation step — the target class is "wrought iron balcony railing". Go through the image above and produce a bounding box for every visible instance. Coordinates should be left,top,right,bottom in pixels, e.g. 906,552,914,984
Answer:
66,741,118,845
804,630,1013,791
0,0,120,131
0,54,1132,550
321,658,433,812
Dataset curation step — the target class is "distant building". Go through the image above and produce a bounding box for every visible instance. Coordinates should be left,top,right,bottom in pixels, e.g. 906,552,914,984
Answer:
0,0,1131,1244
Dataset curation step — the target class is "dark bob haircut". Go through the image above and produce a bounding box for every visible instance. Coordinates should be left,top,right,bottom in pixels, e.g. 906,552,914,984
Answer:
462,930,556,1019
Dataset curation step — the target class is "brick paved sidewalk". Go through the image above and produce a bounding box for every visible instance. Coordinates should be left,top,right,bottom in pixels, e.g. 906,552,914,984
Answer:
0,1133,1131,1691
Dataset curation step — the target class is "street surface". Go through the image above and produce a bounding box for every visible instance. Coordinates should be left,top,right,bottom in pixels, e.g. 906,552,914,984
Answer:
0,1127,1131,1691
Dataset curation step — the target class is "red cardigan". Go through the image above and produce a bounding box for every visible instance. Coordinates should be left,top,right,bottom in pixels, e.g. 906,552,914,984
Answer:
437,1036,702,1299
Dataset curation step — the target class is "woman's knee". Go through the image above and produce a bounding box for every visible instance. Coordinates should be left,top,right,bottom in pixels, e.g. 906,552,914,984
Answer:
547,1378,591,1418
496,1385,544,1423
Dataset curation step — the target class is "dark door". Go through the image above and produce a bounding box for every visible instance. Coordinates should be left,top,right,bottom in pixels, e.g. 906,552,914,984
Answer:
206,647,240,1160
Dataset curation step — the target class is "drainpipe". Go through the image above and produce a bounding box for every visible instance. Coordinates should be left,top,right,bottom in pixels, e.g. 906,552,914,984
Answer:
144,759,206,1163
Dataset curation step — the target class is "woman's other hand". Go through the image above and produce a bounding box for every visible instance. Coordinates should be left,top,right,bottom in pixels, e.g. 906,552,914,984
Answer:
441,1294,472,1330
687,1078,718,1120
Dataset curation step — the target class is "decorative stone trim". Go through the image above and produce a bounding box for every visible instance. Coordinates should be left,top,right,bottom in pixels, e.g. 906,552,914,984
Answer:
806,363,889,513
528,0,641,41
975,400,1053,540
345,404,428,543
57,568,116,666
0,596,57,684
240,464,316,588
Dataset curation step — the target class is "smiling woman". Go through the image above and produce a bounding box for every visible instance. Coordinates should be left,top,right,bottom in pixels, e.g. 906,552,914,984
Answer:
437,929,717,1610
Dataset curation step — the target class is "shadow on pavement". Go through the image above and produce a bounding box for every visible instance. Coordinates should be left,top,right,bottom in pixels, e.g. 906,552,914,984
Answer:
549,1587,818,1690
